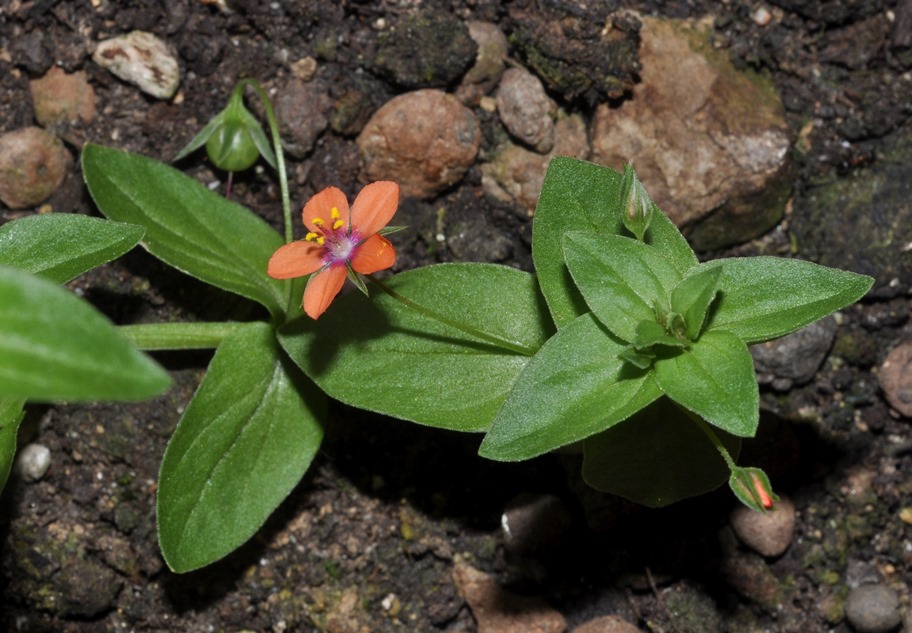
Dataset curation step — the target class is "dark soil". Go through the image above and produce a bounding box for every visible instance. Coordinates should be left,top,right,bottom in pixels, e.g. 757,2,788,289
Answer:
2,1,911,632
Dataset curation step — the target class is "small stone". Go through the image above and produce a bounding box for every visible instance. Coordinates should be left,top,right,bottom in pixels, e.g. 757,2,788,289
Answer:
456,21,509,105
454,561,567,633
730,495,796,558
92,31,180,99
276,79,332,159
29,67,97,128
290,56,317,81
0,127,72,209
752,7,773,26
502,493,572,559
496,68,556,153
844,584,902,633
899,507,912,525
14,443,51,482
878,340,912,416
752,317,837,391
358,90,480,199
572,615,643,633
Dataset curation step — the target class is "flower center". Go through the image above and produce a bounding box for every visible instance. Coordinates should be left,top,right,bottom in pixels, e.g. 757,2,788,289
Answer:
305,206,358,265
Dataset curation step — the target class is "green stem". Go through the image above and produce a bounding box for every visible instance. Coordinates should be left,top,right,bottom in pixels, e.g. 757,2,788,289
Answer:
236,79,292,245
686,408,738,471
365,275,537,357
119,322,241,351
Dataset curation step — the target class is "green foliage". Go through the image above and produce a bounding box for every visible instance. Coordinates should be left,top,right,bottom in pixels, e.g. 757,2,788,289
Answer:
0,398,26,495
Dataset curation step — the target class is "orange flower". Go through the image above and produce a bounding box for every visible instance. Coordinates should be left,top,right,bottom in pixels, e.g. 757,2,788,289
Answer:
268,181,399,319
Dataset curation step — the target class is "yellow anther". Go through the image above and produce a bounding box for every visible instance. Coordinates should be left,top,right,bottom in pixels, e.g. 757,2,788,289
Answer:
305,232,319,242
330,207,340,220
312,217,324,227
316,236,325,245
332,219,345,230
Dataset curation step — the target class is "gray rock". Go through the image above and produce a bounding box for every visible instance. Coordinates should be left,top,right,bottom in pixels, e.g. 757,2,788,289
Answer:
877,340,912,417
730,495,796,558
456,21,509,106
591,17,790,248
496,68,556,153
92,31,180,99
358,90,480,199
276,79,332,158
0,127,72,209
844,584,902,633
572,615,643,633
751,317,837,391
14,444,51,482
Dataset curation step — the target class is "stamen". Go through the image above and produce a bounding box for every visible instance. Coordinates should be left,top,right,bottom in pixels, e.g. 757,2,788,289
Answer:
332,219,345,230
312,217,324,227
316,236,325,245
330,207,340,220
305,232,319,241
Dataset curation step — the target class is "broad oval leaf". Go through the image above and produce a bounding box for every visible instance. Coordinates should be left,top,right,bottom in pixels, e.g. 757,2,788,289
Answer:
703,257,874,344
582,397,741,507
82,144,288,318
533,157,698,327
0,266,171,402
479,313,663,461
563,232,682,342
0,397,26,496
0,214,144,283
654,329,759,437
157,322,325,573
278,263,551,432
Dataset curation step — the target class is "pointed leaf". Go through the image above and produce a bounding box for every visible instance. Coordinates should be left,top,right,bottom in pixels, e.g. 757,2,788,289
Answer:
0,398,26,496
533,157,698,327
0,266,171,402
157,322,325,572
479,313,663,461
0,214,144,283
633,319,687,350
654,329,758,437
82,144,288,317
703,257,874,344
563,232,682,342
672,264,723,340
582,397,741,507
278,264,551,432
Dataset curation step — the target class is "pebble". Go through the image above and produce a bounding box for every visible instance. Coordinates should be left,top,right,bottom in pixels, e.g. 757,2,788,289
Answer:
456,21,509,106
453,561,567,633
29,67,97,128
275,79,332,159
877,340,912,416
844,584,902,633
496,67,556,153
92,31,180,99
358,89,480,199
751,316,837,391
14,443,51,482
572,615,644,633
0,127,72,209
729,494,796,558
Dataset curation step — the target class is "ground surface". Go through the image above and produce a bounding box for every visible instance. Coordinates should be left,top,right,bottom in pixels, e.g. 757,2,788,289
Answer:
1,1,911,632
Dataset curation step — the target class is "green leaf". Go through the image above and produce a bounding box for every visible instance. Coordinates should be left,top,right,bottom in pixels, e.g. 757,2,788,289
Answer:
0,266,171,402
563,232,682,342
0,398,26,497
582,397,741,507
157,322,324,573
654,329,758,437
479,313,663,461
533,157,698,327
633,319,686,350
703,257,874,344
82,144,288,318
278,264,551,432
0,214,144,283
671,264,723,340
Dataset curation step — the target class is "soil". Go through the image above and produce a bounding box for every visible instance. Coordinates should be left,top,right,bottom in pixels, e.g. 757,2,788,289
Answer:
1,1,911,632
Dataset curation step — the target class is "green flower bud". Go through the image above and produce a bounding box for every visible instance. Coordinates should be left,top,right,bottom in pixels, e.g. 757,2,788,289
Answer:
729,466,778,512
619,163,654,242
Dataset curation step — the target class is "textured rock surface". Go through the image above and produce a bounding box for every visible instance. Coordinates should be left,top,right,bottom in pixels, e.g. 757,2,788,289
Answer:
730,495,796,558
751,317,837,390
456,21,509,105
358,90,480,199
591,17,790,245
844,584,902,633
275,79,332,158
29,67,97,128
572,615,644,633
0,127,72,209
92,31,180,99
496,68,556,153
877,340,912,417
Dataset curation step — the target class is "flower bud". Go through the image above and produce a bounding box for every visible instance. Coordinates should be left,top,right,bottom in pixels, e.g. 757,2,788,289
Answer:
729,466,778,512
619,163,654,242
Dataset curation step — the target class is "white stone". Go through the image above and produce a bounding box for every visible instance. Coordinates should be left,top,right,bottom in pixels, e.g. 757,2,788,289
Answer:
93,31,180,99
15,443,51,482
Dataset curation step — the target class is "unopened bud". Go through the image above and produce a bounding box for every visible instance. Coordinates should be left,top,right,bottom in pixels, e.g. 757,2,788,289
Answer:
729,466,778,512
619,163,654,242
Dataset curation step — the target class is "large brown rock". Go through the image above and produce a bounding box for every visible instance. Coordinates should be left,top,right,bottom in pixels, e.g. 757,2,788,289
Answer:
357,90,480,199
0,127,72,209
591,17,791,248
29,67,97,128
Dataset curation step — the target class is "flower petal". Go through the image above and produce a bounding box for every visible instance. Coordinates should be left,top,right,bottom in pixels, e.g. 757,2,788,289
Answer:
267,241,325,279
350,181,399,237
303,265,347,319
350,234,396,274
302,186,351,233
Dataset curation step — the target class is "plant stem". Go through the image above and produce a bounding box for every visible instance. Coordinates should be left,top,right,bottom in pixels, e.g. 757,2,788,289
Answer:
119,322,241,351
365,275,537,357
685,408,738,471
237,79,292,245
